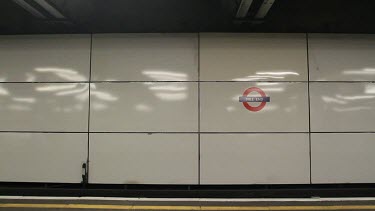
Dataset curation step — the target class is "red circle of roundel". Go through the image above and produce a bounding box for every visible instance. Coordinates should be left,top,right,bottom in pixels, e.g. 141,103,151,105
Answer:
242,87,267,112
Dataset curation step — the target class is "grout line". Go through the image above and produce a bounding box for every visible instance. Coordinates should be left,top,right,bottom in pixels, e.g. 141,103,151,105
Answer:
0,131,87,133
0,81,374,83
86,33,93,184
90,81,312,83
198,33,201,185
89,80,311,83
308,81,375,83
306,33,312,184
1,131,375,134
0,81,89,83
307,131,375,133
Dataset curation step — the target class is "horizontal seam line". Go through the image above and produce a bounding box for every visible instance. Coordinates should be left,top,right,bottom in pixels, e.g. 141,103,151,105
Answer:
1,203,375,210
0,132,308,134
1,81,374,83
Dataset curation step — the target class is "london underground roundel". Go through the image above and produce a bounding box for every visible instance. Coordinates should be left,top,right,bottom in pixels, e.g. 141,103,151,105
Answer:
239,87,270,112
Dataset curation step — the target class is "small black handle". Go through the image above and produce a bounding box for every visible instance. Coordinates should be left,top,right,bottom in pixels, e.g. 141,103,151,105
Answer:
82,163,88,184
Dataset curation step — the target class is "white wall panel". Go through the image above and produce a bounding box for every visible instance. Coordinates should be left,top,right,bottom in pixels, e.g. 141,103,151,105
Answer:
200,33,307,81
309,34,375,81
200,134,310,184
0,133,87,183
91,34,198,81
310,83,375,132
1,32,374,186
90,82,198,132
89,133,198,184
311,133,375,183
0,83,89,131
0,35,90,82
200,82,308,132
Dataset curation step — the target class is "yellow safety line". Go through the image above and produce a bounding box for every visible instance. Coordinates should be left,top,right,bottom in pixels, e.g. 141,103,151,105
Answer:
1,203,375,210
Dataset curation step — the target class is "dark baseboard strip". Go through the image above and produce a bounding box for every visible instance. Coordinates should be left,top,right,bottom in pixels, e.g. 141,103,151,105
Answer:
1,183,375,198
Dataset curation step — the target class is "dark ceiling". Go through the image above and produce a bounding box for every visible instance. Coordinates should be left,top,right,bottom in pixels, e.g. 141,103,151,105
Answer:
1,0,375,34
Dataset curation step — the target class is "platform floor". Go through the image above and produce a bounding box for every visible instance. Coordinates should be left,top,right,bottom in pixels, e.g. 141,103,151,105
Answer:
1,197,375,210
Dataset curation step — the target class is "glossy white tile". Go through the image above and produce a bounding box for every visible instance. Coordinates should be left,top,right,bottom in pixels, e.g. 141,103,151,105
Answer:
0,35,90,82
89,133,198,184
311,133,375,183
0,83,89,131
309,34,375,81
200,82,309,132
0,133,87,183
200,33,307,81
200,134,310,184
90,82,198,132
91,34,198,81
310,83,375,132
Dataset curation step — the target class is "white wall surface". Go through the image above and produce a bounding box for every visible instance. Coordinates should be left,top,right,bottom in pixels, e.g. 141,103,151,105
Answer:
310,82,375,132
311,133,375,183
308,33,375,183
90,82,198,132
200,82,308,132
200,134,310,184
309,34,375,81
0,83,89,132
0,33,374,184
0,35,90,183
89,133,198,184
0,35,90,82
200,33,308,81
0,133,87,183
91,34,198,81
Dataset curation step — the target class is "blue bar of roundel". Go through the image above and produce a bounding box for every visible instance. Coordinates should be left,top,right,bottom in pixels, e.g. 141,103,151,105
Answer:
239,96,270,102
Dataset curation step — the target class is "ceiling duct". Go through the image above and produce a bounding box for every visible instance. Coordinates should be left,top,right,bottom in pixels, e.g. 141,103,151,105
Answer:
13,0,46,19
236,0,254,18
13,0,65,19
34,0,65,19
254,0,275,19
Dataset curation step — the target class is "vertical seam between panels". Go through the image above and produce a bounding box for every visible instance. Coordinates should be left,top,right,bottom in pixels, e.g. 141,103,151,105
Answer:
306,33,312,184
87,33,93,183
198,33,201,185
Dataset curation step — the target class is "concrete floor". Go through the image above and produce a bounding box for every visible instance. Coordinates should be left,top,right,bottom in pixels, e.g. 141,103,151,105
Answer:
1,197,375,210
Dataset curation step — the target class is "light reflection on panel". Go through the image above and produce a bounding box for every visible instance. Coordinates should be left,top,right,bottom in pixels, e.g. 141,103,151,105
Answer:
309,34,375,81
200,33,308,81
0,35,90,82
311,133,375,183
200,82,309,132
90,82,198,132
91,34,198,81
89,133,198,184
310,83,375,132
201,134,310,184
0,83,89,131
0,133,87,183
